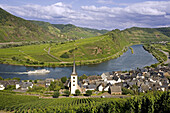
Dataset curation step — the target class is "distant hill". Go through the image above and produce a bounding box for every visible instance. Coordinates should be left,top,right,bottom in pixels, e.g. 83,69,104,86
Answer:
31,21,109,40
0,8,108,42
0,7,170,45
52,24,108,39
123,27,170,43
156,27,170,37
0,8,61,42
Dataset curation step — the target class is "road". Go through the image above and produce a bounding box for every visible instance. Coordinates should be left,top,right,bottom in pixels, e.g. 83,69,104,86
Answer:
44,47,62,62
159,49,170,64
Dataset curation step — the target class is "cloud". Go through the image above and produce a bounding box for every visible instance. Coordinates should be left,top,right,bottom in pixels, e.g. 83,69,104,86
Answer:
0,1,170,30
0,2,93,23
97,0,129,6
81,1,170,29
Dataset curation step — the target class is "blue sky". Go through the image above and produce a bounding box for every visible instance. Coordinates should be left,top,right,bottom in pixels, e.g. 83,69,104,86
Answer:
0,0,170,30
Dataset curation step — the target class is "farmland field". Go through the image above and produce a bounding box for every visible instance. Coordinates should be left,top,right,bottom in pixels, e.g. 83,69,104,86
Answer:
0,91,169,113
0,31,129,67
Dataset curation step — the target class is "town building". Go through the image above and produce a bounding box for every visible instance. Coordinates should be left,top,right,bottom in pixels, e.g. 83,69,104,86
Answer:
70,59,81,94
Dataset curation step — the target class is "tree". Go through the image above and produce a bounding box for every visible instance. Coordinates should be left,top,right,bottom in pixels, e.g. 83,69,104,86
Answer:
12,77,20,81
132,85,138,95
64,90,70,96
49,81,64,91
78,74,88,81
5,85,15,90
34,80,37,83
29,80,32,82
75,89,81,96
86,90,92,96
61,77,67,83
122,87,134,95
0,76,3,80
49,81,56,91
53,91,60,98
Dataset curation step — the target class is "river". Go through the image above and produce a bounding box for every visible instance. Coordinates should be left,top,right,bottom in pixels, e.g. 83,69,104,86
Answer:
0,45,158,80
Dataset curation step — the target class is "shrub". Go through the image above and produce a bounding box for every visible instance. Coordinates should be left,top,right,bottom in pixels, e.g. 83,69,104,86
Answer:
61,77,67,83
53,91,60,98
64,90,70,96
75,89,81,96
60,52,69,58
86,90,92,96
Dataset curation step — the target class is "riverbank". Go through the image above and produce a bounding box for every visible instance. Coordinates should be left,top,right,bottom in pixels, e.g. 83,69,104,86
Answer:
143,44,169,66
0,46,129,67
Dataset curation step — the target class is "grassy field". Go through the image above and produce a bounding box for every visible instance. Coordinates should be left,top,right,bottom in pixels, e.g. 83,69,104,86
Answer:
151,43,170,54
0,30,129,67
0,44,58,66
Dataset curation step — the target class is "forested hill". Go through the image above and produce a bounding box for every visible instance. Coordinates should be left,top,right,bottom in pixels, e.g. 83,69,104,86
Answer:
52,24,108,39
0,8,108,42
31,21,109,40
0,7,170,43
123,27,170,43
0,8,61,42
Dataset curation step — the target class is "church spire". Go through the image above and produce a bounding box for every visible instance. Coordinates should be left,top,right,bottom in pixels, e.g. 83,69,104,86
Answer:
72,55,77,75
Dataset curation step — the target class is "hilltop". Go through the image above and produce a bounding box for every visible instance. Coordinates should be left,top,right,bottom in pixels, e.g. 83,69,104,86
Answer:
124,27,170,43
31,21,108,40
0,8,108,42
0,8,61,42
52,24,108,39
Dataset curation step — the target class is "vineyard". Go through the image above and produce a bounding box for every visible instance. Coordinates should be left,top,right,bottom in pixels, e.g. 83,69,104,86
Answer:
0,91,169,113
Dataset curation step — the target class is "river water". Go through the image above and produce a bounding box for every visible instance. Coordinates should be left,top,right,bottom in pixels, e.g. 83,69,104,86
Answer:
0,45,158,80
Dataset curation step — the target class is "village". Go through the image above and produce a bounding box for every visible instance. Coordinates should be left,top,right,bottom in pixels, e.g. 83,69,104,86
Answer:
0,63,169,98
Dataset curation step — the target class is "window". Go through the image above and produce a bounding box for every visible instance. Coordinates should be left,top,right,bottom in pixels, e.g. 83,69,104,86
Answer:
73,84,75,86
73,77,75,79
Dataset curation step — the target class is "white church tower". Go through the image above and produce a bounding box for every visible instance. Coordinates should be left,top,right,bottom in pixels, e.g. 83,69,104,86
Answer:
70,59,78,94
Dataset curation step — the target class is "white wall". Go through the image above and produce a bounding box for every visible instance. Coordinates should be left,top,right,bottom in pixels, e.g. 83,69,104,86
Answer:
98,85,103,91
0,85,5,90
71,75,78,94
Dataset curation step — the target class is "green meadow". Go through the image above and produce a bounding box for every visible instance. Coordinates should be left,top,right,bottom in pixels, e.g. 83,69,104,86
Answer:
0,30,129,67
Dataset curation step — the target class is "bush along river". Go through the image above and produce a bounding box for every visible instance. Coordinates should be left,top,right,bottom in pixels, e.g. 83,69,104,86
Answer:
0,45,158,80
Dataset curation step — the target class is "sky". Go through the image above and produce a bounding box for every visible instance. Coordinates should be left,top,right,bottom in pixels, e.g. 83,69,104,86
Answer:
0,0,170,30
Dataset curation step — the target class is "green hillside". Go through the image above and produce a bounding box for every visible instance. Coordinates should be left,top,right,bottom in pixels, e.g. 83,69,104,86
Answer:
1,26,170,67
0,8,108,43
50,29,129,62
124,27,170,43
156,27,170,37
30,21,108,40
0,8,61,42
52,24,108,39
0,29,129,66
30,20,61,34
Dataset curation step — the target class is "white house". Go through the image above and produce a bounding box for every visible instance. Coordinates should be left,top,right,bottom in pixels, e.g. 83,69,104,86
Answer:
103,84,111,91
16,83,20,89
101,73,107,81
97,83,104,91
45,78,54,87
20,82,33,90
0,84,5,90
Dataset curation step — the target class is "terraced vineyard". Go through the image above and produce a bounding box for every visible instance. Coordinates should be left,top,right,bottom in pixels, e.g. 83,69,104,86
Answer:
0,91,169,113
0,29,129,67
0,92,125,113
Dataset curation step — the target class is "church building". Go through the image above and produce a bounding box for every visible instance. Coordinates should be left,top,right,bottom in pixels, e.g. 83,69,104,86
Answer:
70,59,79,94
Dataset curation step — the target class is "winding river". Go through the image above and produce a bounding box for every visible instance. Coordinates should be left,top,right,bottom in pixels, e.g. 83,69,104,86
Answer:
0,45,158,80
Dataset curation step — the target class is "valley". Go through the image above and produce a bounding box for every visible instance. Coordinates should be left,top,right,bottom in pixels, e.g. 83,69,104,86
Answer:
0,8,170,67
